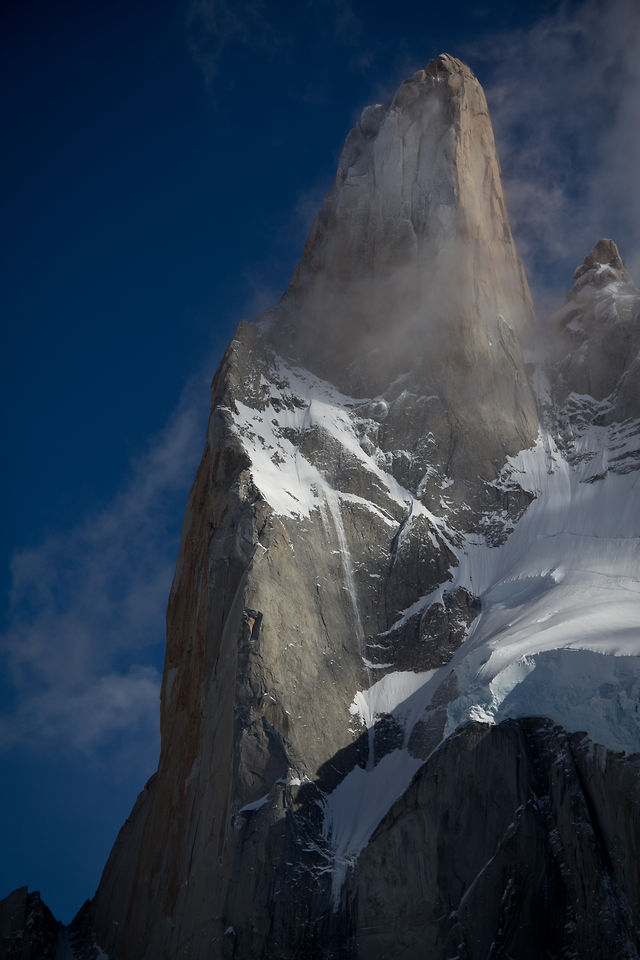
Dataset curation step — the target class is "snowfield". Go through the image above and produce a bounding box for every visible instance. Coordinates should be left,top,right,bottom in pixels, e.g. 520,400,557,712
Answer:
231,353,640,899
321,415,640,901
444,415,640,750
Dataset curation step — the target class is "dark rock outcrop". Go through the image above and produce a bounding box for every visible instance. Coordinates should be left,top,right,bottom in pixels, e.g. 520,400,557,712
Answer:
0,888,58,960
355,719,640,959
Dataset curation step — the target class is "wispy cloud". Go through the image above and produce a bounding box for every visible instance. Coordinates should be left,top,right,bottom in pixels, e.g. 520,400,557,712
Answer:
187,0,371,97
0,372,209,768
321,0,363,47
186,0,280,91
469,0,640,306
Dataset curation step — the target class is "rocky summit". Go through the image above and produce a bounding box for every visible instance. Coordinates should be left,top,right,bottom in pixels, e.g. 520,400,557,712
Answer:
3,55,639,960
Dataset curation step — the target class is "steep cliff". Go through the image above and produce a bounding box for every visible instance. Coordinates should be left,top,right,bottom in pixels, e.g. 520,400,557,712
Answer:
4,53,638,960
87,54,546,960
356,720,640,959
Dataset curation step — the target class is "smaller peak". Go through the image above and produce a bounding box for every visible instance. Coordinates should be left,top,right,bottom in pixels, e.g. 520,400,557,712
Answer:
587,238,622,268
570,238,630,294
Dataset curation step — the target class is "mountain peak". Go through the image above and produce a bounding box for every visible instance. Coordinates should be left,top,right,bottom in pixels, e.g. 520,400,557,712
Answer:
551,239,640,416
388,54,478,110
272,56,535,413
589,237,622,265
570,237,632,294
417,52,475,81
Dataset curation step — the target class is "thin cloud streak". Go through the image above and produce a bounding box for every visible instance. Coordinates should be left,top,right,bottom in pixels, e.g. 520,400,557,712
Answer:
0,371,210,765
186,0,280,90
187,0,369,96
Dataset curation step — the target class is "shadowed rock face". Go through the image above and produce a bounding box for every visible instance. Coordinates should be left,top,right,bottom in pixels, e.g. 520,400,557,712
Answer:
551,238,640,419
355,720,640,960
0,887,59,959
6,56,638,960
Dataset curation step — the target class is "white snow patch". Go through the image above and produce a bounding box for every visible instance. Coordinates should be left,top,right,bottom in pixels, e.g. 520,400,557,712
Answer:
230,359,446,535
361,656,393,670
237,793,270,814
349,669,436,736
322,748,424,906
233,398,324,519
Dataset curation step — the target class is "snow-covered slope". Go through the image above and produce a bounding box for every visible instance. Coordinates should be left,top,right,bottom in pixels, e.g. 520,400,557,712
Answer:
198,233,640,925
226,336,640,899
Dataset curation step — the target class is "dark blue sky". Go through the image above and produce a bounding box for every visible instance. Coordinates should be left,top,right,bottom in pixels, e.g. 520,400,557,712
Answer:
2,0,638,924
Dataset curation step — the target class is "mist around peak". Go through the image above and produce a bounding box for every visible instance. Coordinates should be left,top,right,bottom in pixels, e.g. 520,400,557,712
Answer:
261,56,538,484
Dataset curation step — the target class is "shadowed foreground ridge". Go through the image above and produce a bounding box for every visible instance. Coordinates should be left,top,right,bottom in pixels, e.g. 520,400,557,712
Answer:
2,55,639,960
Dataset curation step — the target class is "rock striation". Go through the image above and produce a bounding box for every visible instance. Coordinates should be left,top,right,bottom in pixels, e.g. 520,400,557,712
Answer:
3,55,639,960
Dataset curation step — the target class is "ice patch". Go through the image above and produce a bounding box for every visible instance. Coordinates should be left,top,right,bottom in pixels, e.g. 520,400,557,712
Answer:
237,793,271,814
349,669,436,735
449,649,640,755
485,572,559,608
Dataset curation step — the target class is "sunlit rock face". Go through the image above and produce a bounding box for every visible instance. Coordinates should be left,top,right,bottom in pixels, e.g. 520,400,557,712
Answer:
271,54,539,482
64,57,640,960
277,56,535,374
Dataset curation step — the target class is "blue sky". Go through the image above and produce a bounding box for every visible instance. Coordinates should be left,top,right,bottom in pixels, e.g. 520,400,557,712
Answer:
2,0,639,924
